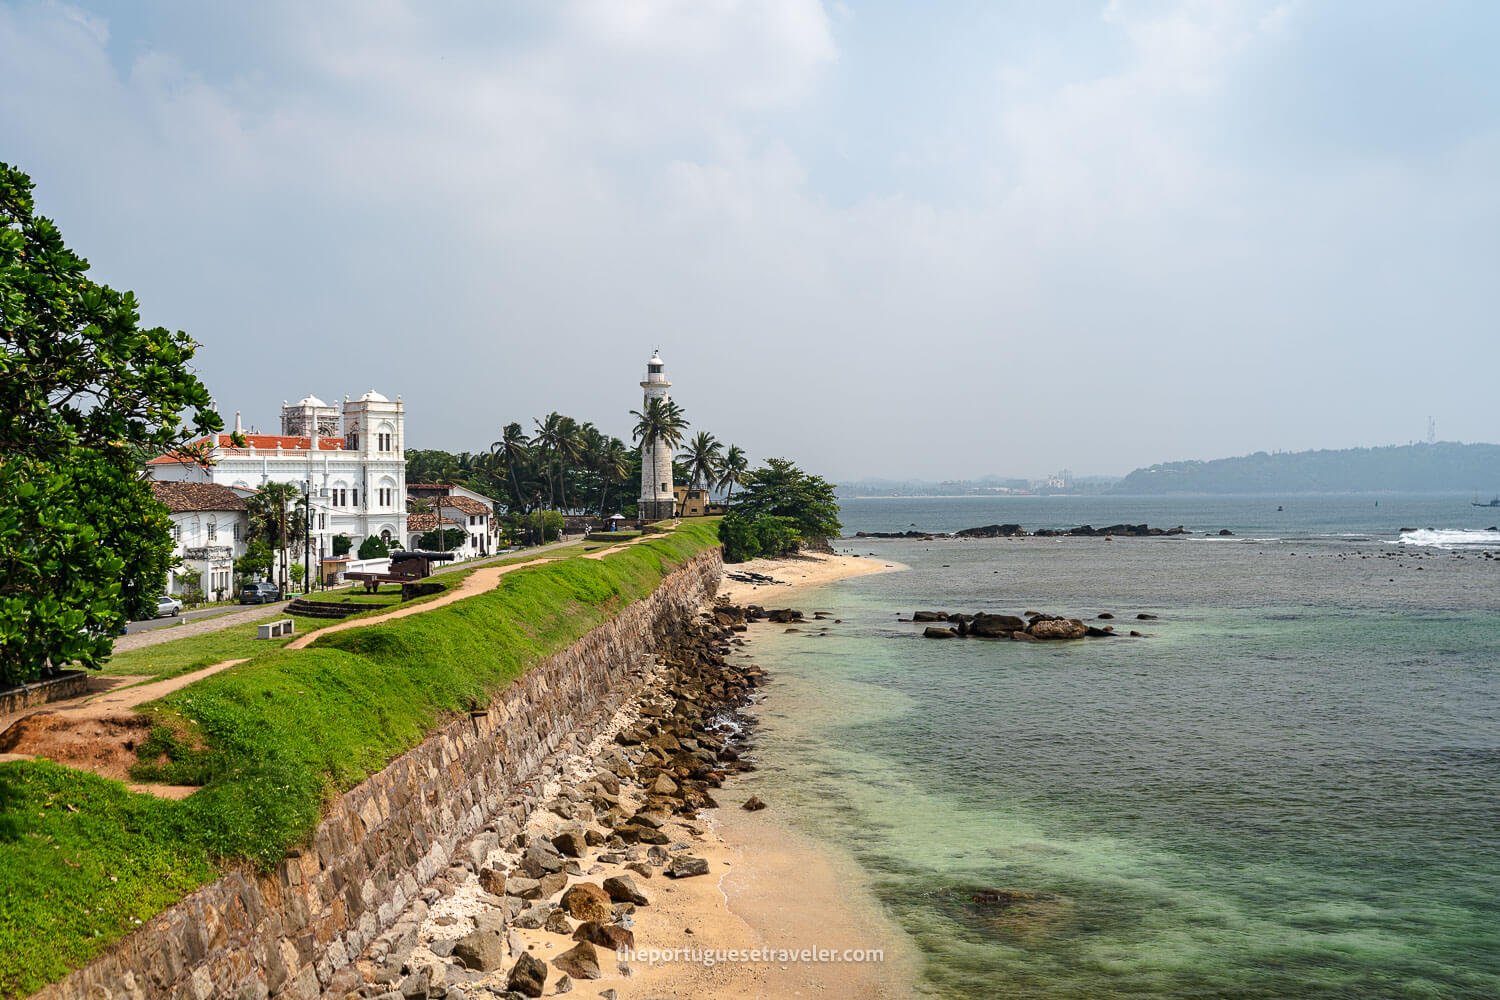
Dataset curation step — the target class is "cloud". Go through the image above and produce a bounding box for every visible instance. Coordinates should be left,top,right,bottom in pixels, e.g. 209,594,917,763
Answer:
2,0,1496,479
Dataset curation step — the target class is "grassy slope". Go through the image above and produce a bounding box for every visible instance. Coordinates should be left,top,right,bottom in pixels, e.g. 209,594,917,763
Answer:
0,521,718,998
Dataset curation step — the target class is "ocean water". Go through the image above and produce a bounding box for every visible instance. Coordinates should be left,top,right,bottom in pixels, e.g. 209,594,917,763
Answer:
728,495,1500,999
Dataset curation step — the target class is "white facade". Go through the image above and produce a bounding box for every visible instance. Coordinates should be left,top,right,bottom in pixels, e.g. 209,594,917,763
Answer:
147,390,408,567
150,482,254,599
404,485,498,559
637,351,675,520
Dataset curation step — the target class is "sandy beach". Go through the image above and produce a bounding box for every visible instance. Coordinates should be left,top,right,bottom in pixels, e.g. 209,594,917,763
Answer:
397,548,920,999
716,550,907,605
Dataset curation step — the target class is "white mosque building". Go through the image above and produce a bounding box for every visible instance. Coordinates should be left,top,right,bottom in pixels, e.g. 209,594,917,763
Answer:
638,351,676,521
146,390,409,558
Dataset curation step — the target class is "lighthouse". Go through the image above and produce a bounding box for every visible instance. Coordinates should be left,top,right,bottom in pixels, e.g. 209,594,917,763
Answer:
638,351,676,521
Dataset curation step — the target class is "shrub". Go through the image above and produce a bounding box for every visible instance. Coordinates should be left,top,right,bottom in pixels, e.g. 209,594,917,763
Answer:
719,512,801,563
331,534,352,557
357,535,388,560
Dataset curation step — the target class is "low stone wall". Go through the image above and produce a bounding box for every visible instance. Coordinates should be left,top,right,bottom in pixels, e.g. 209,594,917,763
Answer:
32,547,723,1000
0,670,89,716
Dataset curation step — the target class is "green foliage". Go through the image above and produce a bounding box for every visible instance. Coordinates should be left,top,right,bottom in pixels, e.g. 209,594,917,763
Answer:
245,482,303,550
234,540,274,579
718,458,842,564
356,534,388,560
331,534,352,557
0,164,214,686
417,528,466,551
0,163,220,462
0,450,173,685
0,761,219,999
719,512,801,562
541,510,564,541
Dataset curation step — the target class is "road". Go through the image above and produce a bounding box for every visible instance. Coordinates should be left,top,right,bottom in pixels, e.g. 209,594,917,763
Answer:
124,603,284,636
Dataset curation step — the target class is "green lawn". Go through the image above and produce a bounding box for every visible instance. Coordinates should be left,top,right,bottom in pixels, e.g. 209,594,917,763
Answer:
0,519,720,998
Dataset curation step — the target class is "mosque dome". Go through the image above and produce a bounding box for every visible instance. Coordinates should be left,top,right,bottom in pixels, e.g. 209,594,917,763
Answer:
358,389,389,402
295,394,328,408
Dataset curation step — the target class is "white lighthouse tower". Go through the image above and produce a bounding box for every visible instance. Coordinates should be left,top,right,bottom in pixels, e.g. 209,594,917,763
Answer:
638,351,676,521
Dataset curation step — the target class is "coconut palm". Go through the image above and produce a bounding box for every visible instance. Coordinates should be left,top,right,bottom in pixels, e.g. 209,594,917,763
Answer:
717,444,749,502
683,431,723,491
490,422,532,511
630,397,689,457
595,436,631,516
532,412,570,509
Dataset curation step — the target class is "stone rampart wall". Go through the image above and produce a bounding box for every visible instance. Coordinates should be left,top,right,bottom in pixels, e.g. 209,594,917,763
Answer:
33,548,722,1000
1,670,89,716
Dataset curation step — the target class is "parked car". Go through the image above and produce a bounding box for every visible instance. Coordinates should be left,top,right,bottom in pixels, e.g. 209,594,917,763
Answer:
155,595,183,618
239,582,283,604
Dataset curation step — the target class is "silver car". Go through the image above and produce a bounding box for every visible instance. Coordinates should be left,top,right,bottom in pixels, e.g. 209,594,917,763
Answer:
155,595,183,617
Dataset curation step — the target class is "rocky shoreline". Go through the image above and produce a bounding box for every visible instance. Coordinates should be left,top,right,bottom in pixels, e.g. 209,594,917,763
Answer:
905,609,1155,641
328,599,777,1000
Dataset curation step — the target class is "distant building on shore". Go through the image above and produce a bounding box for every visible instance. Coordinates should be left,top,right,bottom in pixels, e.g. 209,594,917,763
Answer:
638,351,676,521
145,390,408,559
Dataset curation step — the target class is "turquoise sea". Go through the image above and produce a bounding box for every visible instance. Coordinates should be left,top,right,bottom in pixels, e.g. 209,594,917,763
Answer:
728,494,1499,999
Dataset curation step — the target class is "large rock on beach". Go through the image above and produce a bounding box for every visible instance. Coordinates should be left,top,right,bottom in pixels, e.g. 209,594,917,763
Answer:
552,942,602,981
560,883,614,923
912,610,949,621
573,921,635,951
603,874,649,905
452,929,506,972
667,856,710,879
923,626,958,638
506,952,548,997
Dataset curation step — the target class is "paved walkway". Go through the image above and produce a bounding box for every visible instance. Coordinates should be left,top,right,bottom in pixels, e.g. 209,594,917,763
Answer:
111,602,292,654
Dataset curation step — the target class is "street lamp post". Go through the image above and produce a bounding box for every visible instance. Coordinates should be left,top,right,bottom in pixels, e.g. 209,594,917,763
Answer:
302,480,313,595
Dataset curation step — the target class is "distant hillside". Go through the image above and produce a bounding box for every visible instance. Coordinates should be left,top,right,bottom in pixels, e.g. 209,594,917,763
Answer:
1113,442,1500,495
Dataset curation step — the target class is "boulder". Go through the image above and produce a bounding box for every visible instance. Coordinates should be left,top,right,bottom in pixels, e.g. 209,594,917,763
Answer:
912,610,949,622
552,942,602,981
544,908,574,935
507,876,543,900
552,825,589,858
520,842,566,877
968,613,1026,637
573,920,635,951
923,626,957,639
506,952,548,998
538,871,569,899
512,903,552,929
650,773,679,797
667,855,710,879
560,883,614,923
1028,619,1088,640
452,929,507,972
478,866,507,896
602,874,649,906
741,796,767,811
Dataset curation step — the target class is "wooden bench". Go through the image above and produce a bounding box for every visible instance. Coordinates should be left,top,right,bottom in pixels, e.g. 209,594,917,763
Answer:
256,619,296,640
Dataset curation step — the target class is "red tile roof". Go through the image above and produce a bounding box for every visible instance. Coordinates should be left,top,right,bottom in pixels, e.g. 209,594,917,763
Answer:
406,513,466,531
146,434,346,465
151,481,250,513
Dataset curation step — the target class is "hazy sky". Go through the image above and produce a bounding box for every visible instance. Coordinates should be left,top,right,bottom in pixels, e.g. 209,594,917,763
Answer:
4,1,1497,480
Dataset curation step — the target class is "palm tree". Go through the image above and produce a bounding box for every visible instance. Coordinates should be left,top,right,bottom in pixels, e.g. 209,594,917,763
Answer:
596,436,631,516
717,444,749,502
490,422,531,512
630,398,689,456
683,431,723,491
532,412,567,508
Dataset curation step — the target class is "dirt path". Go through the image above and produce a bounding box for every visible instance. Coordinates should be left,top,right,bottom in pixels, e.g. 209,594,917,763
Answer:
582,523,678,560
285,558,552,650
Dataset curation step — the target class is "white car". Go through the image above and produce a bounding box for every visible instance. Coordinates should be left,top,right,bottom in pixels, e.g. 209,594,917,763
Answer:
155,595,183,618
